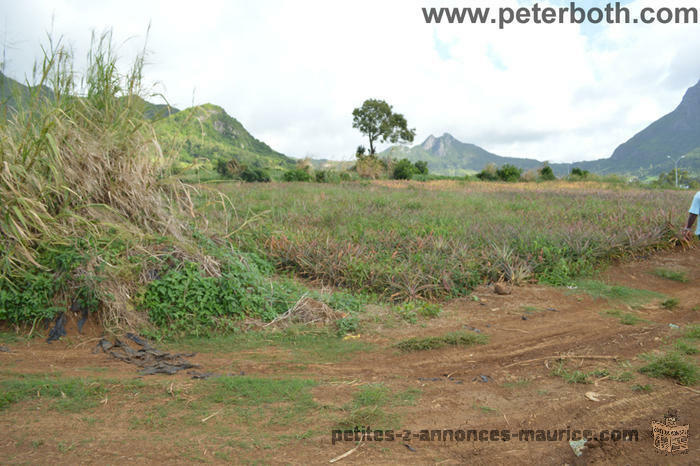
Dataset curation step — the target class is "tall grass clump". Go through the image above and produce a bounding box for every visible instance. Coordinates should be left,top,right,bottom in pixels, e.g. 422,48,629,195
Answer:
0,31,196,329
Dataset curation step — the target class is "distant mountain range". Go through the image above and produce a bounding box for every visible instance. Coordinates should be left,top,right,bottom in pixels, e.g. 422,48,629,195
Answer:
385,79,700,177
3,69,699,177
383,133,555,176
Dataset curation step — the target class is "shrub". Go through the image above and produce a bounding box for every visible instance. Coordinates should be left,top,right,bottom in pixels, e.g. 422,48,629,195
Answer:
283,168,313,182
393,158,417,180
142,252,298,335
215,158,243,178
496,164,522,182
570,167,589,178
336,316,360,336
539,164,556,181
476,163,498,181
240,167,271,182
414,160,429,175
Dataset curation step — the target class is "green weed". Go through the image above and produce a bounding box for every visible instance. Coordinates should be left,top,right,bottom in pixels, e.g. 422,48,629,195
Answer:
603,309,645,325
674,339,699,355
575,280,663,306
551,363,591,384
684,324,700,340
661,298,679,310
0,375,107,411
638,352,699,386
170,327,370,363
335,383,417,430
652,268,688,283
395,331,488,352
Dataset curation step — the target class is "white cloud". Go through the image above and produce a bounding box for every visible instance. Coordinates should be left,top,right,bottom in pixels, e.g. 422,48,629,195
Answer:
1,0,699,162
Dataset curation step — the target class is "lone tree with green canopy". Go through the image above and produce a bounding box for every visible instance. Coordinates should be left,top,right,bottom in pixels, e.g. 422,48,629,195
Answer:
352,99,415,155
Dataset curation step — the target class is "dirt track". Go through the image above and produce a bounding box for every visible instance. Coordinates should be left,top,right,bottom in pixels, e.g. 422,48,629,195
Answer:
1,248,698,465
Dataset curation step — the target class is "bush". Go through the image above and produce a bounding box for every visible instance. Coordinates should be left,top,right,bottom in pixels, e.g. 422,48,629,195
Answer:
315,170,344,183
496,164,522,182
393,158,417,180
215,158,243,178
142,252,299,335
283,168,313,182
240,167,271,182
476,164,499,181
570,167,589,179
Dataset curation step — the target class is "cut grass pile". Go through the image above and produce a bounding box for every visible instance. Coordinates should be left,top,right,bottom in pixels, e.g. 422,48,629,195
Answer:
395,330,488,352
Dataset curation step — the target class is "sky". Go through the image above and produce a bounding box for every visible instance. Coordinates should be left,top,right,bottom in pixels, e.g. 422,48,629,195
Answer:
1,0,699,163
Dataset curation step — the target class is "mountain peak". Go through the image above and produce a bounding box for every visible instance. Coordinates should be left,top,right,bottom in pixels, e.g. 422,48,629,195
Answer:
679,78,700,108
420,132,457,151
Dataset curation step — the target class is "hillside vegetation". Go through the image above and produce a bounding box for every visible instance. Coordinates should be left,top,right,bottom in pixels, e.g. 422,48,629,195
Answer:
155,103,295,179
0,33,311,335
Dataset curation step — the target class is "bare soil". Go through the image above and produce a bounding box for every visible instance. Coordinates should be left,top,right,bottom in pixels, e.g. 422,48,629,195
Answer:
1,248,698,465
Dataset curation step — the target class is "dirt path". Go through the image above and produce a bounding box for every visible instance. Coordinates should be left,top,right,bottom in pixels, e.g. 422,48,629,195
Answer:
1,248,699,465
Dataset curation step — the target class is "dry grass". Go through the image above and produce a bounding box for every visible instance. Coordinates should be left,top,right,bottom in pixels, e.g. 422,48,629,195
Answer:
0,31,213,330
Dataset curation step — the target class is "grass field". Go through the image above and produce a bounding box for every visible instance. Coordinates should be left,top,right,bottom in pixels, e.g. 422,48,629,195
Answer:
199,180,691,301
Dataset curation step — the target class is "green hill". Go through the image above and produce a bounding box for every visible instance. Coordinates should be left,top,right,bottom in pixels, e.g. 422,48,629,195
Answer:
2,72,291,175
155,103,294,174
0,71,52,115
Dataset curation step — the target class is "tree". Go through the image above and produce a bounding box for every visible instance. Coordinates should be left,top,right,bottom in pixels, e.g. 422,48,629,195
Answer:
538,164,556,181
352,99,415,155
414,160,429,175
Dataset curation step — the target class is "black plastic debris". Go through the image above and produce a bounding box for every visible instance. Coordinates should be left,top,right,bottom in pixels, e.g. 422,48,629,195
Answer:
404,444,416,452
473,375,492,383
188,371,217,379
125,332,153,350
418,375,463,384
96,335,200,376
47,312,67,343
0,345,10,352
521,315,528,320
71,300,89,334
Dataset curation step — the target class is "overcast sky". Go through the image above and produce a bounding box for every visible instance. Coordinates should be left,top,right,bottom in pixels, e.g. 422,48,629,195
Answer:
1,0,700,162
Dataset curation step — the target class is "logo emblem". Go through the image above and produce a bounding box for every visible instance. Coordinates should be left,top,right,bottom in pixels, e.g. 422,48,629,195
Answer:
651,409,689,455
